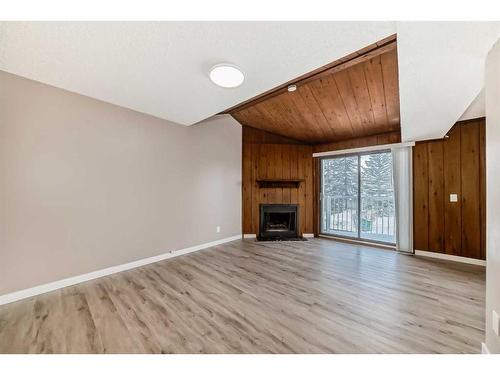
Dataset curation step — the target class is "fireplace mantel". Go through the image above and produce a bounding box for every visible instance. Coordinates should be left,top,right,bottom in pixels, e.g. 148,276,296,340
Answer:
256,179,304,188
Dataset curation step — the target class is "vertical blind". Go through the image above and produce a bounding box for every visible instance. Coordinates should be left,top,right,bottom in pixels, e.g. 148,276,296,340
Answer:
391,146,414,253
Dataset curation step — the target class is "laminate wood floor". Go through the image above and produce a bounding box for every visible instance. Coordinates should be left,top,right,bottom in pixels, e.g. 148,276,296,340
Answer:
0,239,485,353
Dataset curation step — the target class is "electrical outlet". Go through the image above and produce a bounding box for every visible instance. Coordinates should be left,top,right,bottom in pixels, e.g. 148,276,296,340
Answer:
493,310,499,336
450,193,458,202
216,226,221,233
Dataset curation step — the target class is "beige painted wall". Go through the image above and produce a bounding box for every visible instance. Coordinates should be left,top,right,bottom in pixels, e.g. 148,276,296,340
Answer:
485,39,500,353
0,71,242,295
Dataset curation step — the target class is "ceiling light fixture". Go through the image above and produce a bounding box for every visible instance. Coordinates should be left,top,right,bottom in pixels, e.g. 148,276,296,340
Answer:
209,64,245,88
287,84,297,92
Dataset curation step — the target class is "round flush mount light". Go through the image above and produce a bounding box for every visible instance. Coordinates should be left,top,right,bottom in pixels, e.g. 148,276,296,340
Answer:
209,64,245,88
287,84,297,92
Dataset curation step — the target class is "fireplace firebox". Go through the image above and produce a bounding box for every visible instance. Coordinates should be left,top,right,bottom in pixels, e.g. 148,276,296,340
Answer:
259,204,300,240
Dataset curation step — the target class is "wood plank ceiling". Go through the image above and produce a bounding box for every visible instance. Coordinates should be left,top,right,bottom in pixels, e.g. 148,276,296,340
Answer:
226,35,401,144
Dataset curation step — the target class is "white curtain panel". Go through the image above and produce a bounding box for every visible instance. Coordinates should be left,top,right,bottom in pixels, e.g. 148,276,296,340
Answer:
391,146,414,253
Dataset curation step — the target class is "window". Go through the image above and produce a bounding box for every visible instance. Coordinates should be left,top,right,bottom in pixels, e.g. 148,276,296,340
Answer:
320,151,396,245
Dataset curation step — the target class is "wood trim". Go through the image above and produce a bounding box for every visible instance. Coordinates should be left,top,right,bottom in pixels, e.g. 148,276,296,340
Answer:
222,35,397,115
312,131,401,152
454,116,486,125
313,140,412,158
256,179,304,188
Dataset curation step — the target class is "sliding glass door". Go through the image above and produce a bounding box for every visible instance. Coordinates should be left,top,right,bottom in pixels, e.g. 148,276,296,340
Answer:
359,152,396,244
321,151,396,245
321,156,359,238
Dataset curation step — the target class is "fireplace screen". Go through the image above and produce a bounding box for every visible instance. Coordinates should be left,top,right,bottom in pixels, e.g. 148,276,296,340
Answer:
259,204,299,240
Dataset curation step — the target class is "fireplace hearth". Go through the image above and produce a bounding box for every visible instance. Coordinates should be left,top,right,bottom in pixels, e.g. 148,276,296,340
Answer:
259,204,302,241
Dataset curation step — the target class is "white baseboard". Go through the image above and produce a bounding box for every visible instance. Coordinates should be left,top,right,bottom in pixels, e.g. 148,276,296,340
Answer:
482,342,491,354
303,233,315,238
0,234,242,306
414,250,486,266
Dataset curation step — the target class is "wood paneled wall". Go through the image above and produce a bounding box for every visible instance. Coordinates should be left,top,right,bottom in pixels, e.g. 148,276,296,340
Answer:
242,126,304,145
242,127,314,235
413,118,486,260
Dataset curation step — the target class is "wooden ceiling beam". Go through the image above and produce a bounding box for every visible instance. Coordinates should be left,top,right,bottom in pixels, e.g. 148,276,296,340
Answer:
221,34,397,115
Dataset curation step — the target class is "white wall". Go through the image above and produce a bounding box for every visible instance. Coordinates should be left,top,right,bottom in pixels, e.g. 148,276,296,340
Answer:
485,39,500,354
0,71,242,295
